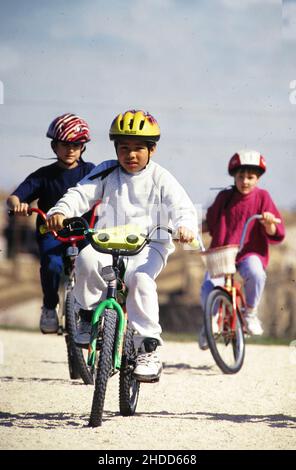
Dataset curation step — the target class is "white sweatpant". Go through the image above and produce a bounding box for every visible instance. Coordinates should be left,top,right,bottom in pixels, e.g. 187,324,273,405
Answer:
73,243,168,346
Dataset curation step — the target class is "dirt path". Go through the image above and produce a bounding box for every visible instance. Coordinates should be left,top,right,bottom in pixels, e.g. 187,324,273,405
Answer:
0,329,295,450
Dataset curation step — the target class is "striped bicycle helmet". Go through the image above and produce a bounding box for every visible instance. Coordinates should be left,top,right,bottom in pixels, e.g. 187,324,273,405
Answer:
46,113,91,143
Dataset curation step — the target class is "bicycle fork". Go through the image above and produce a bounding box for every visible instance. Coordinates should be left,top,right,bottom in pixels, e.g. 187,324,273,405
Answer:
224,274,238,334
87,276,127,372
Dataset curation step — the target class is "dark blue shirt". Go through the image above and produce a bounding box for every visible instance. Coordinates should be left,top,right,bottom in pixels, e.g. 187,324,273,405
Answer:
11,159,95,226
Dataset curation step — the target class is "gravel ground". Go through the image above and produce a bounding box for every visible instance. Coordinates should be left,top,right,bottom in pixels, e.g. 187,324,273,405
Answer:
0,329,295,450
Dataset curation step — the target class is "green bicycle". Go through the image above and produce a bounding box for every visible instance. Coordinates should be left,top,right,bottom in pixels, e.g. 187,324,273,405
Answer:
62,217,198,427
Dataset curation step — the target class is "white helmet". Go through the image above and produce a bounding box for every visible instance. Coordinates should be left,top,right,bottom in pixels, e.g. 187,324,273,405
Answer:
228,149,266,176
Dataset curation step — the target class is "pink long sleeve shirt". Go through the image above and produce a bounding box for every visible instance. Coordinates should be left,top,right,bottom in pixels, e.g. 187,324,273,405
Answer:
206,186,285,269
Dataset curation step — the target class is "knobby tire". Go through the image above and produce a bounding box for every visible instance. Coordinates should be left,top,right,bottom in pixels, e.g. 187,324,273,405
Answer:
119,322,140,416
89,308,117,427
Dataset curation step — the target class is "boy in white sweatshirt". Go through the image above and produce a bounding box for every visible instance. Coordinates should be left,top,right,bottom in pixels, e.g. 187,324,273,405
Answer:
47,109,197,382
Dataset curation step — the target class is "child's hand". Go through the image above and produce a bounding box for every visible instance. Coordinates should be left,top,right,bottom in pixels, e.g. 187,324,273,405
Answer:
176,226,195,244
7,196,29,216
11,202,30,216
46,213,66,232
259,212,280,236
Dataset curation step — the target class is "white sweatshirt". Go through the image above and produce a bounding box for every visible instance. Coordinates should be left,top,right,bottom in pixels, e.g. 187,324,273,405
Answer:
47,159,198,256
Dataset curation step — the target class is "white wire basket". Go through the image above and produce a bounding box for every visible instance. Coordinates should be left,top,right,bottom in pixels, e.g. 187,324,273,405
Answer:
200,245,239,278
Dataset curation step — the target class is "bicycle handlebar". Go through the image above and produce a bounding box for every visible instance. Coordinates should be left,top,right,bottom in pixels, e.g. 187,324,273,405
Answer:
239,214,281,251
62,217,201,256
8,208,85,244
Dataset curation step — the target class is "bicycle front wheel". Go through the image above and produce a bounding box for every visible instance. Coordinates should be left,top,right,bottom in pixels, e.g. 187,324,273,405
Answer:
89,308,117,427
204,288,245,374
119,322,140,416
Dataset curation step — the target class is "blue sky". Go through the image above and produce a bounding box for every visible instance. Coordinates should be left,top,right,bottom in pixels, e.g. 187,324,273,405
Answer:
0,0,295,210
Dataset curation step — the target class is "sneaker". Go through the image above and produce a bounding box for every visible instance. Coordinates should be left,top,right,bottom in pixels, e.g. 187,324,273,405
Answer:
198,325,208,350
40,306,59,334
74,309,93,345
133,338,162,382
74,319,92,345
244,312,263,336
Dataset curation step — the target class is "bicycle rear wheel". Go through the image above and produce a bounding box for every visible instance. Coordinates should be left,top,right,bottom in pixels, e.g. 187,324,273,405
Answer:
204,288,245,374
89,308,117,427
119,322,140,416
65,334,81,380
65,290,94,385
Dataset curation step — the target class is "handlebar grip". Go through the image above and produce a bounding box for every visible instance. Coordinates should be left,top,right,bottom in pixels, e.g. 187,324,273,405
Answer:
8,209,32,216
172,230,204,250
258,215,281,224
39,224,48,235
172,238,201,250
187,239,200,250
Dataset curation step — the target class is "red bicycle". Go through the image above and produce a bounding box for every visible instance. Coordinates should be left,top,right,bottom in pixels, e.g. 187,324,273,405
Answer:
9,204,101,384
200,214,280,374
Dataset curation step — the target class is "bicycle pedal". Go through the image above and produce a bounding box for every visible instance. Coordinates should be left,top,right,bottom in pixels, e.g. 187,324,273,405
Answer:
75,342,89,349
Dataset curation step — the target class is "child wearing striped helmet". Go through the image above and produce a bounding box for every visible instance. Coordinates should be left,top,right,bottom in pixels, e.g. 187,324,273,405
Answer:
7,113,95,334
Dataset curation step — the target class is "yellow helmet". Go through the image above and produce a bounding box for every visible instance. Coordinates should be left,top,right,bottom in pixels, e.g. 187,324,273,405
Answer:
109,110,160,142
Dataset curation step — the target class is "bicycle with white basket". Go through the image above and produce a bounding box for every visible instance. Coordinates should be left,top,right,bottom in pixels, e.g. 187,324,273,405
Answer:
200,214,280,374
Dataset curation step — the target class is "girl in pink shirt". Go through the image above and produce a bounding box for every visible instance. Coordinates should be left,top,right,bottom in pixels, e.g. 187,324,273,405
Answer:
199,150,285,349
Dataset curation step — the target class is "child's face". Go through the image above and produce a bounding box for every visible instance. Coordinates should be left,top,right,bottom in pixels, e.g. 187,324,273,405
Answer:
116,139,155,173
53,141,83,168
234,169,259,195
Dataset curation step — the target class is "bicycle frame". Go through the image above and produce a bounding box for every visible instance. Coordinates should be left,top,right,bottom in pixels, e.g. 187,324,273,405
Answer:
86,228,155,371
216,274,247,336
85,227,147,372
88,298,126,370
